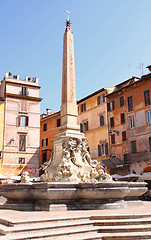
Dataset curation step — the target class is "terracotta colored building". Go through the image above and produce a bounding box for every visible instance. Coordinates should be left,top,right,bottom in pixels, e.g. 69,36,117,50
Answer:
40,110,60,165
104,71,151,175
0,72,42,177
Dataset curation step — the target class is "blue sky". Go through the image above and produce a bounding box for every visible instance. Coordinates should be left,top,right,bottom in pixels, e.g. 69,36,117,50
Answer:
0,0,151,114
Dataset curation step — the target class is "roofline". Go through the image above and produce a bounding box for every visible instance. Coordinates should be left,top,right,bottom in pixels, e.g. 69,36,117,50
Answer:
77,88,106,104
5,80,41,89
40,111,60,121
105,75,150,98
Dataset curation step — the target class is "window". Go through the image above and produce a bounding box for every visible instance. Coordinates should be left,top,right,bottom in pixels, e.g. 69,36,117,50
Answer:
43,123,47,132
80,121,88,132
131,140,137,154
110,117,114,127
98,143,108,156
111,134,115,144
144,90,150,106
97,94,105,105
107,101,114,111
149,137,151,152
42,138,48,147
18,116,28,127
146,110,151,124
81,103,86,112
19,135,26,152
21,87,28,96
42,152,47,164
123,153,129,164
121,113,125,124
0,151,2,158
100,115,104,126
120,96,124,107
19,158,25,164
57,118,61,127
129,116,135,129
122,131,126,141
128,96,133,112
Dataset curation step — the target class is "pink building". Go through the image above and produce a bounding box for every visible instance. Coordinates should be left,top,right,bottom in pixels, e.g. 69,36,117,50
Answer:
0,72,42,177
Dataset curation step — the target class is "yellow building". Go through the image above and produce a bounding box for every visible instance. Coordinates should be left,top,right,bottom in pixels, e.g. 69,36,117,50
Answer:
0,97,5,173
77,87,115,164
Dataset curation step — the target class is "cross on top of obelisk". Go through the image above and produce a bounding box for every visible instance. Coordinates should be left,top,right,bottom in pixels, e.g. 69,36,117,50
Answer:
64,8,71,22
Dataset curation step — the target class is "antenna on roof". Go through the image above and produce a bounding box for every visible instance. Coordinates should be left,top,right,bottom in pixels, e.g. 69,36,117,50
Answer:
137,62,144,76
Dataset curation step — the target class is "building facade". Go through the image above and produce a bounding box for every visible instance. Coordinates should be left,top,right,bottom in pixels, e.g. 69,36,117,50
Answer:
0,97,5,173
77,87,115,164
40,110,60,165
39,87,115,167
0,72,42,177
105,72,151,175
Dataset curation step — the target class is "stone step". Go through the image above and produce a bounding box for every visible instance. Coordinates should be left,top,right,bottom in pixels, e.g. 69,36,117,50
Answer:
1,215,90,227
98,224,151,233
90,214,151,220
101,231,151,240
0,225,100,240
0,219,94,235
93,217,151,226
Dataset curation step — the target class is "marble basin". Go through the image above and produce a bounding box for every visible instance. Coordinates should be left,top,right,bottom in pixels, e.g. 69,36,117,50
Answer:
0,181,147,211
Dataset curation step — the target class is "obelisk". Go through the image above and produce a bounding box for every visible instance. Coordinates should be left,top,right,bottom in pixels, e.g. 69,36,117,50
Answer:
51,10,85,168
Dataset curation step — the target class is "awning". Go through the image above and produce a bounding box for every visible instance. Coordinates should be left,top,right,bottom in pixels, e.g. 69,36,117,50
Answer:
111,174,123,179
102,157,123,169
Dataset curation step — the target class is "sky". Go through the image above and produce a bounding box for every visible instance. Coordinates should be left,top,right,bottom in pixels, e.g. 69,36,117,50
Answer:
0,0,151,114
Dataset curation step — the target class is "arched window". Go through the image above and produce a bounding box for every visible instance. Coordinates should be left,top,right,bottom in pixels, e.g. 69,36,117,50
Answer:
100,115,104,126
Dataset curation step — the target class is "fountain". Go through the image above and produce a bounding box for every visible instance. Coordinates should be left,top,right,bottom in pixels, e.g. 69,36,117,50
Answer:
0,12,147,211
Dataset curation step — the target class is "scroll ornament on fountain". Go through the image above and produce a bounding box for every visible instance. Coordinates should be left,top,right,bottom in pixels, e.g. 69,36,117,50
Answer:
41,138,112,183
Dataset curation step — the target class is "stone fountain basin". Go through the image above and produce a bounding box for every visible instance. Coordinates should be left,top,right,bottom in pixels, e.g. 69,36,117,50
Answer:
0,181,147,211
0,181,147,200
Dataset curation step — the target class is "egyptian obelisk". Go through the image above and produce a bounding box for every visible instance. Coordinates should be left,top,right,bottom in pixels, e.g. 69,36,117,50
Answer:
51,10,85,168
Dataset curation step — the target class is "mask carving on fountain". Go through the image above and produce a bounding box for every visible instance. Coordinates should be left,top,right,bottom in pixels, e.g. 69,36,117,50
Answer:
41,138,112,182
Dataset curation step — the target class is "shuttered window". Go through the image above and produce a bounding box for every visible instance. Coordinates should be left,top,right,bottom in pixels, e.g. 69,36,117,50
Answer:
111,134,115,144
98,143,108,156
107,101,114,111
42,152,47,164
19,135,26,152
97,94,105,105
144,90,150,106
81,103,86,112
122,131,126,141
129,116,135,128
43,123,47,132
42,138,48,147
80,121,88,132
128,96,133,112
57,118,61,127
110,117,114,127
120,96,124,107
131,140,137,154
100,115,105,126
121,113,125,124
149,137,151,152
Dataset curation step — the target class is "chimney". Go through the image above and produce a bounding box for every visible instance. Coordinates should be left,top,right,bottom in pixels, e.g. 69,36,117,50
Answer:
146,65,151,72
46,108,52,115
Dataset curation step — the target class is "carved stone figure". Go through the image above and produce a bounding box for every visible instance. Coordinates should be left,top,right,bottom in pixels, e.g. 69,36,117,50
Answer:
41,138,112,183
21,171,30,183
